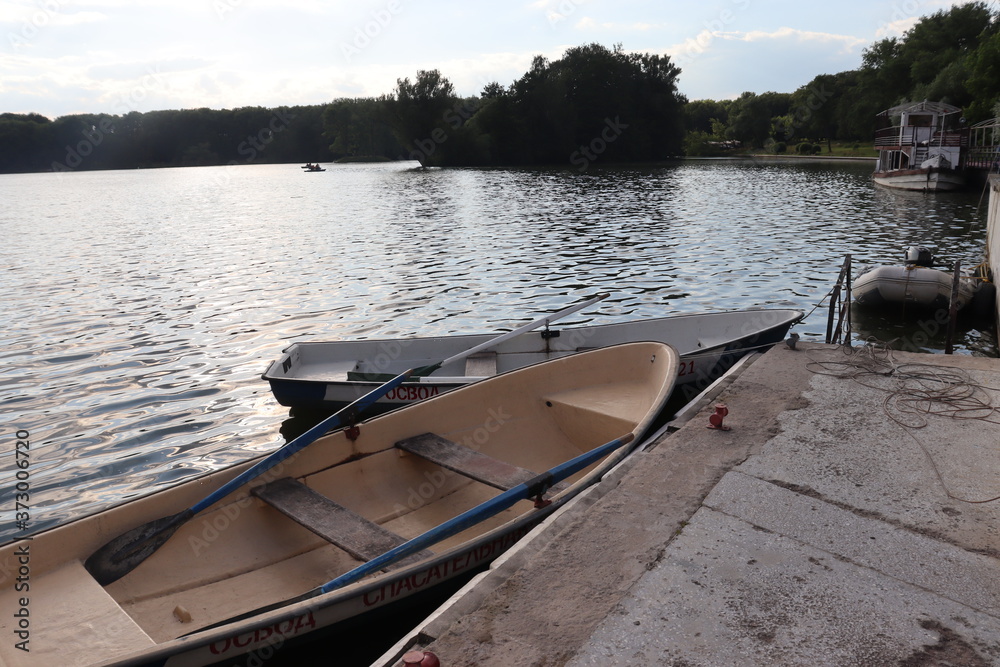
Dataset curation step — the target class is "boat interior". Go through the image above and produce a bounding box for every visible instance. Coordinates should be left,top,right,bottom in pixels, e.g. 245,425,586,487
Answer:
0,342,674,666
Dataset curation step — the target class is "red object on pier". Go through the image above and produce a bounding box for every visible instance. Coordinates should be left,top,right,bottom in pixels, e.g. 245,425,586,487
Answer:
707,404,730,431
402,650,441,667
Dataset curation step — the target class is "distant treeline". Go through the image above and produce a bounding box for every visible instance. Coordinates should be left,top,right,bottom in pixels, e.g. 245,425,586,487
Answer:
1,2,998,173
0,106,332,173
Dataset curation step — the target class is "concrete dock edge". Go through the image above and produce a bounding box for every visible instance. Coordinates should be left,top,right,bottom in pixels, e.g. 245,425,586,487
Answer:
375,341,1000,666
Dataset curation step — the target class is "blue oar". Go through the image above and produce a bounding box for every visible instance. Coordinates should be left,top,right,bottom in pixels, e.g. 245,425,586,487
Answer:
189,432,637,631
84,370,415,585
310,431,635,597
85,294,611,586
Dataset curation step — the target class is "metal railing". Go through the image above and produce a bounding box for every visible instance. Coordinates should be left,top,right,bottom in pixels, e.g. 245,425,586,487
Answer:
826,254,851,346
964,146,1000,170
874,126,968,149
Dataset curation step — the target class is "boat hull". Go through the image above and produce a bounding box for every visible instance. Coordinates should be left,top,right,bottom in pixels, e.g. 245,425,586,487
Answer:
872,168,965,192
121,517,539,666
0,343,678,667
262,308,803,413
854,265,976,311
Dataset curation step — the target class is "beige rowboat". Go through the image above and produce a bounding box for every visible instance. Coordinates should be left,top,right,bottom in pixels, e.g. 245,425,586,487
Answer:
0,341,678,667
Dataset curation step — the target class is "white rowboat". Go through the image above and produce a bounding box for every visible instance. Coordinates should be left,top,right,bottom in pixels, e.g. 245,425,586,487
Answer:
262,308,803,414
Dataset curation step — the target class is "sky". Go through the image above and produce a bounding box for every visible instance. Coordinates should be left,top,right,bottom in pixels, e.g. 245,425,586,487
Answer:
0,0,982,119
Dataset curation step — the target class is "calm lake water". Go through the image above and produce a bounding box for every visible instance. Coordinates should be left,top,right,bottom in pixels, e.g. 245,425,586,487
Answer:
1,158,993,544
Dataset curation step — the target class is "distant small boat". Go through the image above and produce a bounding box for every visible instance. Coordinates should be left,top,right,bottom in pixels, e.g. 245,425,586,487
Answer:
0,343,677,667
854,247,977,311
262,308,803,413
872,101,968,192
302,163,325,172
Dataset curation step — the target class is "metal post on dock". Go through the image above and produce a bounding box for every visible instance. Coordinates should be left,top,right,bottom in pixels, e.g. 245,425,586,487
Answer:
826,285,839,344
827,254,852,345
944,261,960,354
842,254,852,348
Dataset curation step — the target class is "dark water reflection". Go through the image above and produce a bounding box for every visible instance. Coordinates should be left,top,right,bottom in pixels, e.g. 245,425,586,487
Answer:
0,159,992,542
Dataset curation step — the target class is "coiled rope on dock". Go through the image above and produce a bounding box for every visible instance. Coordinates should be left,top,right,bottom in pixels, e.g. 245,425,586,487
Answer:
806,338,1000,504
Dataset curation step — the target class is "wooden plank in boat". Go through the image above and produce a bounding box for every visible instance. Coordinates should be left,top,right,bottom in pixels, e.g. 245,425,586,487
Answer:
464,351,497,377
14,561,155,661
396,432,568,493
252,478,431,567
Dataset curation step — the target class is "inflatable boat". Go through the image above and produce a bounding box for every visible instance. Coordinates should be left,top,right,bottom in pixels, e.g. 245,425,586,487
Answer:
854,247,977,311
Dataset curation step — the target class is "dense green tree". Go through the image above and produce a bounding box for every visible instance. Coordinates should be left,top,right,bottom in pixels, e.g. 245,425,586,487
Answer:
842,2,997,131
323,97,401,159
682,130,732,157
823,70,868,141
458,83,528,165
963,30,1000,121
0,114,53,172
725,92,790,147
784,74,841,150
384,69,462,166
899,2,996,88
684,99,731,135
854,37,910,117
0,105,336,172
476,43,685,167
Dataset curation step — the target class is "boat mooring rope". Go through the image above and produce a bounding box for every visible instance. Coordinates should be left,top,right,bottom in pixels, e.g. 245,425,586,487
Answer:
802,276,852,344
802,284,839,322
807,339,1000,504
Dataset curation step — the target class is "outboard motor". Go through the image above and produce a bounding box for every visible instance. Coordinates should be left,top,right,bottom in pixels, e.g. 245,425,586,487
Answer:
905,246,935,267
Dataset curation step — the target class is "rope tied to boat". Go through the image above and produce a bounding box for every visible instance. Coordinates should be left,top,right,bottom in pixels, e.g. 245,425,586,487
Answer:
801,284,839,322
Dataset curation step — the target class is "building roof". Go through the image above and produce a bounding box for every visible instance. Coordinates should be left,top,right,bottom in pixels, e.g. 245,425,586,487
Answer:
884,100,962,116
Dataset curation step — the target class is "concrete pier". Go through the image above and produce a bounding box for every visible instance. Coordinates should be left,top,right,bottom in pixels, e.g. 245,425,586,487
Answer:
988,174,1000,333
377,342,1000,666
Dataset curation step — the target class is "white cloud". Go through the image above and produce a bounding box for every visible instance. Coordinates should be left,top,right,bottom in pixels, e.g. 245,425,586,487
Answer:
669,30,721,64
528,0,589,10
572,16,660,32
874,15,921,38
667,26,872,100
668,26,867,71
872,0,972,38
50,11,107,26
727,27,868,55
0,1,985,117
86,57,209,81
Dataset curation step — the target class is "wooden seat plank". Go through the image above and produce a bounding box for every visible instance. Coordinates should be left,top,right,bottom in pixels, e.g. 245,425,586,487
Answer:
464,351,498,377
396,432,568,493
252,478,431,568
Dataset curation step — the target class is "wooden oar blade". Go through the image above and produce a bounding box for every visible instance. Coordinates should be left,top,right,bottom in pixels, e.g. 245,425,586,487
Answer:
83,370,415,586
84,510,192,585
409,361,442,377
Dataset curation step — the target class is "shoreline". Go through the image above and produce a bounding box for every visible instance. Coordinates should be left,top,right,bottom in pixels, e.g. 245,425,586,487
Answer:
708,153,877,163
